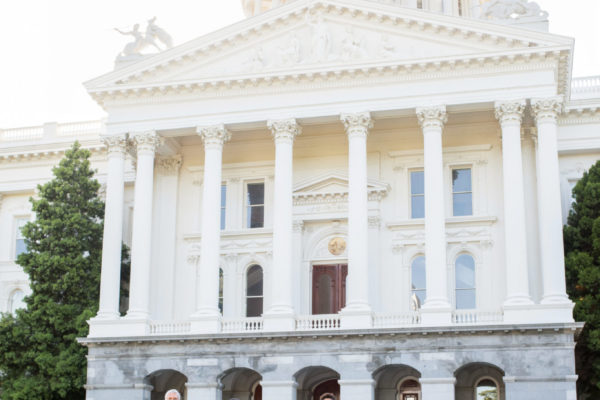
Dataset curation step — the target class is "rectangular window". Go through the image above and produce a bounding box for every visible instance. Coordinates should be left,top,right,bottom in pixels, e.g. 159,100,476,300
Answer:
410,171,425,219
15,218,28,258
220,184,227,230
452,168,472,216
246,182,265,229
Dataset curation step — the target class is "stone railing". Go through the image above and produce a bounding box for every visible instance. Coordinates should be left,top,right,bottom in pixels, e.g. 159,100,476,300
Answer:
571,76,600,94
222,317,264,333
451,309,504,325
373,312,421,328
0,126,44,142
0,120,103,143
149,321,191,335
296,314,341,331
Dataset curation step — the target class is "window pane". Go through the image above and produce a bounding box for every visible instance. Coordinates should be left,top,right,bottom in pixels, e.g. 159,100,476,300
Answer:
452,169,471,192
246,297,263,317
317,274,333,314
220,185,226,230
411,196,425,219
456,289,476,309
246,265,263,296
9,290,25,314
453,193,472,216
248,205,264,228
411,256,426,290
247,183,264,206
15,239,27,258
218,269,224,314
412,290,426,309
455,255,475,289
410,171,424,195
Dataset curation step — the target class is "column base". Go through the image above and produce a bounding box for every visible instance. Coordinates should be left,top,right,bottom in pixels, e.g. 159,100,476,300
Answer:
420,377,456,400
420,305,452,326
261,380,298,400
190,315,222,334
536,302,575,323
340,306,373,329
185,382,223,400
88,317,149,338
262,312,296,332
339,379,375,400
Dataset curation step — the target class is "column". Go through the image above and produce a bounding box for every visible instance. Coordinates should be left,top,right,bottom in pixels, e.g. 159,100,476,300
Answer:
494,101,534,320
191,124,231,333
340,112,373,329
95,134,127,321
264,119,301,331
126,132,162,326
416,106,452,324
532,97,574,319
420,377,456,400
261,381,298,400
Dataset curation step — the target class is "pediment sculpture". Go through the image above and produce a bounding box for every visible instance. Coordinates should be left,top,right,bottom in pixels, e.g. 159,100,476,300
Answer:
481,0,548,21
115,17,173,61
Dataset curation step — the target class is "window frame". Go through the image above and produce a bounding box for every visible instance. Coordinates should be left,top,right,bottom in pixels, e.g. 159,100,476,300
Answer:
13,216,30,260
245,264,264,317
451,167,473,217
220,183,227,230
244,180,265,229
218,268,224,315
409,169,425,219
410,255,426,311
8,288,25,315
454,253,477,310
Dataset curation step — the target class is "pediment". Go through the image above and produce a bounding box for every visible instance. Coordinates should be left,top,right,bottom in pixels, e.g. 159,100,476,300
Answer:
86,0,573,96
293,172,389,203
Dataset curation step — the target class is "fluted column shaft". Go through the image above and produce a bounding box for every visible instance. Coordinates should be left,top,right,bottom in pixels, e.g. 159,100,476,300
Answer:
97,134,127,319
417,106,451,311
127,131,162,319
532,97,570,304
341,113,372,314
195,125,231,318
267,119,301,318
495,100,533,306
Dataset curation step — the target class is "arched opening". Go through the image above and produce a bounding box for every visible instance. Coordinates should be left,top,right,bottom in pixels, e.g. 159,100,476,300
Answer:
246,265,263,317
220,367,262,400
373,364,422,400
455,254,476,309
455,362,505,400
295,366,340,400
8,289,25,315
145,369,188,400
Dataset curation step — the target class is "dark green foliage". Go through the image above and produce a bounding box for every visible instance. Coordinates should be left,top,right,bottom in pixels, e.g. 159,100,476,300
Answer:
0,143,104,400
564,160,600,399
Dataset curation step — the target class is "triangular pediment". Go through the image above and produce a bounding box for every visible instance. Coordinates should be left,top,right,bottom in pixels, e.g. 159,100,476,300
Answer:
293,172,389,199
85,0,573,95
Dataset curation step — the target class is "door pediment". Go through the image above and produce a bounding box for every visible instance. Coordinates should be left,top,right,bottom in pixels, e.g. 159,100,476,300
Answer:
293,172,389,205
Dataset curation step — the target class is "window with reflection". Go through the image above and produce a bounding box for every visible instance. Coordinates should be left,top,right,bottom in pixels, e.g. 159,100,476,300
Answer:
455,254,476,309
218,268,224,315
15,217,29,258
411,256,426,310
220,184,227,230
410,171,425,219
246,265,263,317
246,183,265,228
9,289,25,315
476,378,498,400
452,168,472,216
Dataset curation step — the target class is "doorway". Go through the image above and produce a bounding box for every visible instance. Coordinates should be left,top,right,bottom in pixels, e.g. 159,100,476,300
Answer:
312,264,347,315
313,379,340,400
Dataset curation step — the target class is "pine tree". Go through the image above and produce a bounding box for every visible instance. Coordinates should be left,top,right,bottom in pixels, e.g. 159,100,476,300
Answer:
0,142,105,400
564,160,600,399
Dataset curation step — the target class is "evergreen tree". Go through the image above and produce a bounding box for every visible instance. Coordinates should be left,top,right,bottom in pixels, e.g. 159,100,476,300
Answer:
564,160,600,399
0,142,105,400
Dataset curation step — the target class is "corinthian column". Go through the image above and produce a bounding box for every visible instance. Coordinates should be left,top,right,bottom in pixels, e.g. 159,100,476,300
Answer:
191,124,231,333
264,119,301,331
95,134,127,320
340,112,373,329
532,97,573,320
126,131,162,322
495,101,534,318
416,106,451,324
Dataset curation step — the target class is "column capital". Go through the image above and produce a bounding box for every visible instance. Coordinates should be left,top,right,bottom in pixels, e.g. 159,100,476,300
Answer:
197,124,232,148
494,100,526,126
531,96,564,124
416,105,447,130
267,118,302,143
341,112,373,138
102,134,128,157
155,154,183,175
132,131,162,154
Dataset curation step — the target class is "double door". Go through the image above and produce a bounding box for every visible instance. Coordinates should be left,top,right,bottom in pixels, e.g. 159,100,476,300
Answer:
312,264,347,315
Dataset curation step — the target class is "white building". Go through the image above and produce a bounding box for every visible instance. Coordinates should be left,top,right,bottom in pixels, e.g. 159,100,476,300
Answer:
1,0,599,399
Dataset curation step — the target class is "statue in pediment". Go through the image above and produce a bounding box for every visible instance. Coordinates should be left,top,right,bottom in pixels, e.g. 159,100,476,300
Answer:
115,17,173,59
306,12,331,62
481,0,548,20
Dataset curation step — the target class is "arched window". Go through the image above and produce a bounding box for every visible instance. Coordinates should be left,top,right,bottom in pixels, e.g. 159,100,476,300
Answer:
475,378,499,400
218,268,224,315
9,289,25,315
246,265,263,317
455,254,476,309
397,377,421,400
411,256,426,310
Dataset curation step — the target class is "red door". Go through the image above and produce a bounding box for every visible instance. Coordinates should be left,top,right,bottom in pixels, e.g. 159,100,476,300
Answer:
312,264,347,315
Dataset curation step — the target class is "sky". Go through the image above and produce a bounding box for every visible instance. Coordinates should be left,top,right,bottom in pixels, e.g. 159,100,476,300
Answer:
0,0,598,128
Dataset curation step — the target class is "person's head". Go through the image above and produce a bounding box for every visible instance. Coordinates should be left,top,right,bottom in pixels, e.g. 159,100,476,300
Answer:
165,389,181,400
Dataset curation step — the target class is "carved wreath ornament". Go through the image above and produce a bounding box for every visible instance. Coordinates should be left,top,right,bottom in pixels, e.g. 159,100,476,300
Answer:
328,237,346,256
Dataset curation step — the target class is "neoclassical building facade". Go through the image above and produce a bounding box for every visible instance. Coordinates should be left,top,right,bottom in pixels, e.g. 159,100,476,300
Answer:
1,0,599,399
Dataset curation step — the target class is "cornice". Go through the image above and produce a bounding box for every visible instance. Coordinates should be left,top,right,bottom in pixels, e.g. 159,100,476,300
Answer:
0,141,106,164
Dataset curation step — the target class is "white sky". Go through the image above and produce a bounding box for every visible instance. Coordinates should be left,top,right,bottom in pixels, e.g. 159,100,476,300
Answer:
0,0,598,128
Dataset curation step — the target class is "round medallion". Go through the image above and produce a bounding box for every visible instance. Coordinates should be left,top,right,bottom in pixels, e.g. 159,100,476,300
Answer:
328,237,346,256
